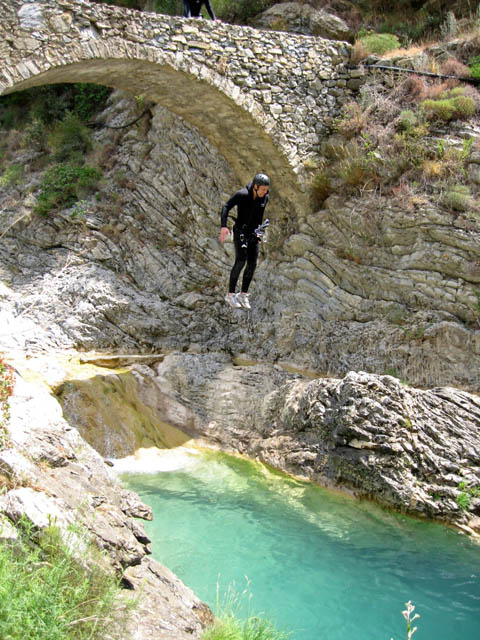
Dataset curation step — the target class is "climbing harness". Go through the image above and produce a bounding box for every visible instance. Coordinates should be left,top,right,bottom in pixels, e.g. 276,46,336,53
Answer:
231,217,270,249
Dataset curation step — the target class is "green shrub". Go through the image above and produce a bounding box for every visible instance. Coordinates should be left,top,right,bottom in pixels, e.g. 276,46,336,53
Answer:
0,524,128,640
35,163,102,215
470,55,480,79
452,95,476,118
440,11,457,40
338,142,380,191
0,106,17,130
397,110,418,131
420,98,456,121
0,83,112,131
23,118,48,151
0,163,24,188
420,87,476,122
359,32,401,55
50,112,92,161
71,83,111,121
377,12,441,44
456,491,471,510
440,185,473,212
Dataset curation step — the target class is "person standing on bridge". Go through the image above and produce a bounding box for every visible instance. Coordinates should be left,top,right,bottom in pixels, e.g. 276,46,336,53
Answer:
219,173,270,310
183,0,219,21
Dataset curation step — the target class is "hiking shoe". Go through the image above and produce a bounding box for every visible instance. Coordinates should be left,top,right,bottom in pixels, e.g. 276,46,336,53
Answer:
237,293,251,310
225,293,242,308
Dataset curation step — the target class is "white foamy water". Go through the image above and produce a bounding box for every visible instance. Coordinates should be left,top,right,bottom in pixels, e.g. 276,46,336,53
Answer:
110,446,202,474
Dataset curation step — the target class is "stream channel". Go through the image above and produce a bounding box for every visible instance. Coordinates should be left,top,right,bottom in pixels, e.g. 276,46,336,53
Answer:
117,447,480,640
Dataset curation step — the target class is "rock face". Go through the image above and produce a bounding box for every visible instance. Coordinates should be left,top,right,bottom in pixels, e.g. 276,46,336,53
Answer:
252,2,353,42
57,352,480,534
0,371,213,639
1,92,480,391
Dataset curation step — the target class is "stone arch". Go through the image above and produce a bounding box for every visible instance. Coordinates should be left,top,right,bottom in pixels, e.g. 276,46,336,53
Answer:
1,1,353,218
3,53,306,216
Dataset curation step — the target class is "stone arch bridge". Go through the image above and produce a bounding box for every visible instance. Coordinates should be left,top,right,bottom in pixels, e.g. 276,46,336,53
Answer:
0,0,358,213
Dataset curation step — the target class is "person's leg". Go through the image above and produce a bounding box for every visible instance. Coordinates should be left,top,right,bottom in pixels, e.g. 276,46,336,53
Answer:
228,230,247,293
241,239,259,293
183,0,191,17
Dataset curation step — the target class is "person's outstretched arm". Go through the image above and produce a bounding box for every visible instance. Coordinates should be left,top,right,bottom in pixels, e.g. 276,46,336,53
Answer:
219,191,240,242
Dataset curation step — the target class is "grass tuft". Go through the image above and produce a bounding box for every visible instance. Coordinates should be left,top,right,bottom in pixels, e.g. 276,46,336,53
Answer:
201,580,290,640
0,524,130,640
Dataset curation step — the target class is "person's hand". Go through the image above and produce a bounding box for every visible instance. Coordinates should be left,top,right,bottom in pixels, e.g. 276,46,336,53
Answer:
220,227,230,243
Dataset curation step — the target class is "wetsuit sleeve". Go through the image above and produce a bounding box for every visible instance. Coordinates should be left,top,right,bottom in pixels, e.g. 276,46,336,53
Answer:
203,0,216,19
221,191,240,227
183,0,191,17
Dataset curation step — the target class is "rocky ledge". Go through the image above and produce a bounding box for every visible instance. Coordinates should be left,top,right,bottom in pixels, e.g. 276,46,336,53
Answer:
58,352,480,535
0,370,213,639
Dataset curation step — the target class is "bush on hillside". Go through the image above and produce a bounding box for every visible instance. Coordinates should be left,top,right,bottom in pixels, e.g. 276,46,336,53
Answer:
440,57,471,78
49,112,93,161
23,118,48,152
0,163,24,189
397,109,418,131
469,54,480,79
311,168,333,208
420,87,476,121
35,163,102,215
0,83,112,131
440,184,473,212
377,11,442,45
359,32,401,55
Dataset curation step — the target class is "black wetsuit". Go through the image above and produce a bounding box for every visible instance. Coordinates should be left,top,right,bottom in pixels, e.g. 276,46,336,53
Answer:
183,0,216,19
221,182,269,294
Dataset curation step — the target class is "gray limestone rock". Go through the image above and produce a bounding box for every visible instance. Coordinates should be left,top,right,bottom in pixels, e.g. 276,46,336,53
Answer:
1,92,479,390
63,352,478,533
252,2,353,41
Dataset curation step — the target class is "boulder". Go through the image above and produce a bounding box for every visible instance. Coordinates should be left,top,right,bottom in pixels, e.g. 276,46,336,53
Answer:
252,2,353,41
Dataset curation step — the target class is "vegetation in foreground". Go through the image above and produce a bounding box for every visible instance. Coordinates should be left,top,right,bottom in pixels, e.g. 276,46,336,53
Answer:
0,523,131,640
200,582,290,640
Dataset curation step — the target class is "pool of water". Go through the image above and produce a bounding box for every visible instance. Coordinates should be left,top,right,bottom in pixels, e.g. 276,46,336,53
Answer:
119,447,480,640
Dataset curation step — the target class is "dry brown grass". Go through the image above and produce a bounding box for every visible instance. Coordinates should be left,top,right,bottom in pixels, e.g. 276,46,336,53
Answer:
350,40,369,64
394,74,426,102
440,57,472,77
335,102,370,138
382,45,426,59
422,81,450,100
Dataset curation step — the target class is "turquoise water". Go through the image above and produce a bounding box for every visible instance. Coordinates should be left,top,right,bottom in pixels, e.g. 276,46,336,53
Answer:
119,448,480,640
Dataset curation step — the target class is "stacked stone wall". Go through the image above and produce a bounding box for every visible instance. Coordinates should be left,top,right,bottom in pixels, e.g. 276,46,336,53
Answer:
0,0,356,177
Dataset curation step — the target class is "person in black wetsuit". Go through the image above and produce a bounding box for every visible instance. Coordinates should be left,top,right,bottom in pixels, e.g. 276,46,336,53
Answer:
183,0,218,20
219,173,270,310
